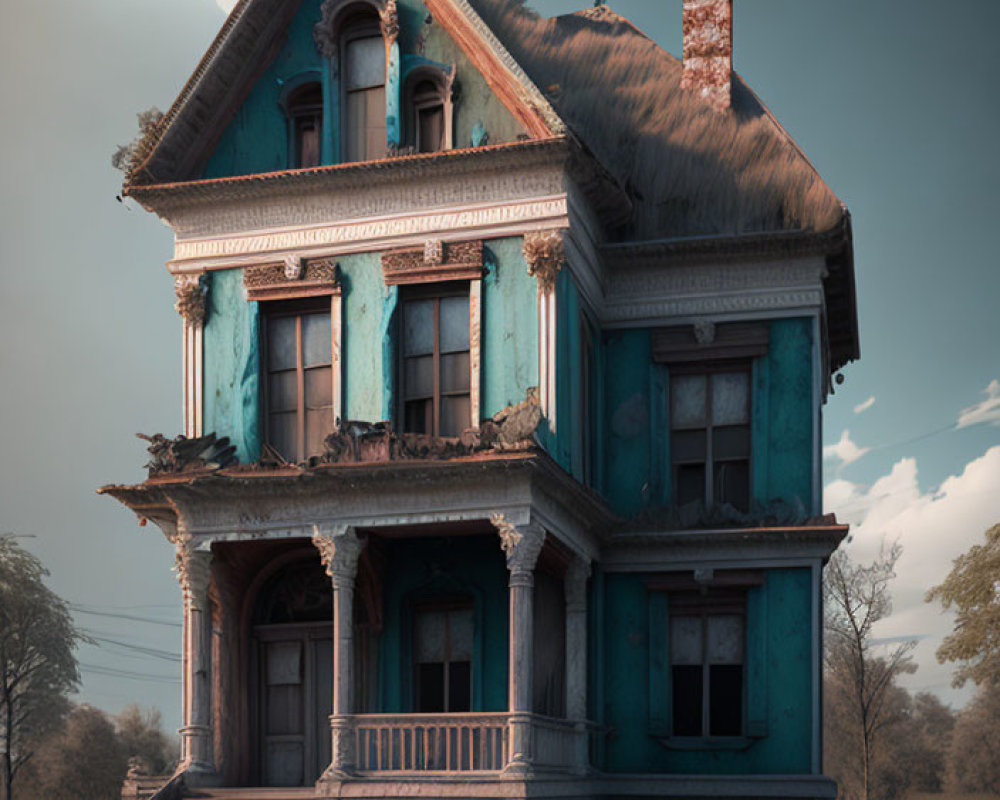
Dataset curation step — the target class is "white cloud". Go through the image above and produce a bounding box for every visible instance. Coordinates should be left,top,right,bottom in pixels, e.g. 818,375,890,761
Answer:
957,379,1000,429
853,395,876,415
215,0,237,13
823,428,871,466
825,445,1000,708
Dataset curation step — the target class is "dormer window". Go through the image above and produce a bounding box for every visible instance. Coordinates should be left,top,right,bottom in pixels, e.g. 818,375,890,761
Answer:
342,19,387,162
287,83,323,168
404,68,453,154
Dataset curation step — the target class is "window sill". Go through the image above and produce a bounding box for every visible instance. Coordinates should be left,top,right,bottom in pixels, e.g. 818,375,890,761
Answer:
652,735,760,752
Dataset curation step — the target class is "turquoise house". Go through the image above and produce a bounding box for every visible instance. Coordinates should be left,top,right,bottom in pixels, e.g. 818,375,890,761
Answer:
104,1,859,799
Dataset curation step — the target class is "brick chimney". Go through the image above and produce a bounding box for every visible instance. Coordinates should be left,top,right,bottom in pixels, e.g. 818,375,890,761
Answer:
680,0,733,111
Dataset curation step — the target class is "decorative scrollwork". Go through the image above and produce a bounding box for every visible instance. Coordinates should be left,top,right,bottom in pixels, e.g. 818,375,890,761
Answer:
523,229,566,294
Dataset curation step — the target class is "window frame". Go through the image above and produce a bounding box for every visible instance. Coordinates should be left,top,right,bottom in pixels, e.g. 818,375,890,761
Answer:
279,71,325,170
412,596,475,714
261,297,338,463
403,67,454,154
398,282,472,438
669,360,752,511
339,16,387,163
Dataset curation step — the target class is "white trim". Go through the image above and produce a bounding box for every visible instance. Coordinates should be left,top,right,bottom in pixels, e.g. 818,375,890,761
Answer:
470,278,482,427
182,322,204,438
332,292,343,424
537,289,557,433
169,195,569,273
812,314,822,514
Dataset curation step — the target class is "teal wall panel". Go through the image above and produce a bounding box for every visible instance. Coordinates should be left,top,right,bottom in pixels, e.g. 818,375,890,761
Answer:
764,318,815,514
481,239,537,418
377,535,509,713
602,568,814,774
340,252,390,422
603,329,652,516
203,269,261,462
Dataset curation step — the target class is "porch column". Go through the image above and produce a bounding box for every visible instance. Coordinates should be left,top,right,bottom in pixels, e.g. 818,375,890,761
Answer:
313,525,366,779
565,556,591,774
491,514,545,775
175,539,215,779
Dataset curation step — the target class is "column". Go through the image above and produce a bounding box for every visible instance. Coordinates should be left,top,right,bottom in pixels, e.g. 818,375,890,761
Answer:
173,274,208,439
491,514,545,775
564,556,591,775
313,525,366,779
175,539,215,779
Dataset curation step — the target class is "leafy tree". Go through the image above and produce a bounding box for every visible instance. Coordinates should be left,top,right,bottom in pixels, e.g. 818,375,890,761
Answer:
926,522,1000,687
0,537,84,800
950,682,1000,796
824,545,916,800
115,704,177,776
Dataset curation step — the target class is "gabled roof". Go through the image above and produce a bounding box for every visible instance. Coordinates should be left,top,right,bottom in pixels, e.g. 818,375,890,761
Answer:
127,0,566,187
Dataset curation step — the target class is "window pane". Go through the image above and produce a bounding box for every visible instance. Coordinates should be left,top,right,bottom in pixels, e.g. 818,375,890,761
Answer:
297,118,321,168
709,665,743,736
670,616,703,666
345,91,365,163
346,36,385,90
671,429,706,463
712,372,749,425
439,296,469,352
671,665,703,736
713,426,750,460
268,412,297,462
707,615,744,664
403,300,434,356
305,409,333,458
672,374,707,428
449,608,474,661
269,371,298,413
268,317,297,370
404,356,433,400
676,463,705,507
417,663,445,713
448,661,472,713
440,352,470,393
418,104,444,153
365,86,387,159
302,312,331,367
305,366,332,410
415,610,446,663
440,395,470,438
714,460,750,511
404,399,432,434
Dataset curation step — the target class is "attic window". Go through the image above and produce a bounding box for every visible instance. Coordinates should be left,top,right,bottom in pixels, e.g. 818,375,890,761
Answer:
404,69,453,153
288,83,323,169
342,18,387,162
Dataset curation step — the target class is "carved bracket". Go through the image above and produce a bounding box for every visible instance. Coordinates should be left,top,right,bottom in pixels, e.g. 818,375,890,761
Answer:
523,229,566,294
174,540,211,612
174,274,209,325
490,514,545,573
381,240,483,286
312,525,366,585
244,257,339,301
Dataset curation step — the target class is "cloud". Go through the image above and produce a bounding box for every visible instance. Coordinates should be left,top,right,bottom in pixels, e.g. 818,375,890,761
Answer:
957,379,1000,429
825,445,1000,707
823,428,871,466
215,0,237,13
853,395,876,415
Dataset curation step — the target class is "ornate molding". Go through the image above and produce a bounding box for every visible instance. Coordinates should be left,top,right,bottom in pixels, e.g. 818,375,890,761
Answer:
312,525,365,585
174,274,208,324
381,239,483,285
378,0,398,42
523,229,566,294
174,540,211,612
314,0,397,59
243,257,339,301
491,514,545,573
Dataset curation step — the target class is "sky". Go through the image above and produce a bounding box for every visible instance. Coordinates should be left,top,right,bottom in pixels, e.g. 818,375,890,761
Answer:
0,0,998,735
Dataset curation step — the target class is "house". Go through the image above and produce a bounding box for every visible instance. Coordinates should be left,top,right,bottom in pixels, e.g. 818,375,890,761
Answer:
103,0,858,798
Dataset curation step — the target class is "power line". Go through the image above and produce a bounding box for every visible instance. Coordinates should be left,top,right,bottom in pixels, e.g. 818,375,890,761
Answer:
79,662,180,684
80,631,181,662
70,605,181,628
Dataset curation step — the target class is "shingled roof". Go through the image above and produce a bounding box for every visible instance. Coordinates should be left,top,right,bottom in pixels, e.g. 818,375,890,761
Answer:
469,0,846,241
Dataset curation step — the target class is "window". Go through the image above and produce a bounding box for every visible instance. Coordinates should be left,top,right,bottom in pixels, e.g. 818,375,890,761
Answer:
287,83,323,168
414,602,473,713
400,286,471,438
343,22,387,162
263,301,335,462
412,80,445,153
669,590,745,737
671,366,750,511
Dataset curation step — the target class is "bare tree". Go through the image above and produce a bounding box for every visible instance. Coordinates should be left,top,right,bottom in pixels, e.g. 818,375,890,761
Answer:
824,544,916,800
0,537,84,800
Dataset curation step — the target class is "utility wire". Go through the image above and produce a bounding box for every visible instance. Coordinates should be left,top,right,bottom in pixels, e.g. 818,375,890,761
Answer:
70,604,181,628
80,631,181,663
79,662,180,684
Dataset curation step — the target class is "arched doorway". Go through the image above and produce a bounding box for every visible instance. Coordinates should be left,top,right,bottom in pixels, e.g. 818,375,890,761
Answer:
251,556,333,787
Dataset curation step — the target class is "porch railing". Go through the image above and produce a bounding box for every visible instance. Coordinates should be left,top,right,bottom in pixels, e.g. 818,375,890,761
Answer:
350,713,589,775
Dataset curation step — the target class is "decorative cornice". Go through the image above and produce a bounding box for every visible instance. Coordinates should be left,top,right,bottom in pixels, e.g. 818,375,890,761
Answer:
243,257,339,301
312,525,365,585
173,274,208,324
491,513,545,573
522,229,566,294
381,239,483,285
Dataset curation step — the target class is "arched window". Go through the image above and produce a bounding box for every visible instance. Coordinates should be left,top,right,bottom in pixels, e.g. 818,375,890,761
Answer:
341,13,387,162
404,67,453,154
286,82,323,169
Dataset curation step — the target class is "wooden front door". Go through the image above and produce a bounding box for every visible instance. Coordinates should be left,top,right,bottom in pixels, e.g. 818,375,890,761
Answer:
255,624,333,786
